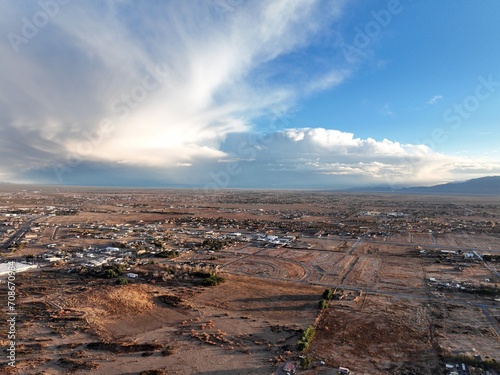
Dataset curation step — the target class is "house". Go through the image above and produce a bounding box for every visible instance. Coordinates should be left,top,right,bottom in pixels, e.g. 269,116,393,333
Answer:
104,247,120,253
89,258,109,267
282,362,296,375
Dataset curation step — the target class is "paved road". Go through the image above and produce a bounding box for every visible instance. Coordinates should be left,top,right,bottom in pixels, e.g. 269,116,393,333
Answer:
0,216,42,250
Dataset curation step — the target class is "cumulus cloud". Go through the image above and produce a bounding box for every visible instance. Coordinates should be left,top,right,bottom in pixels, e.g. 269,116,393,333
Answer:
12,126,500,188
214,128,500,188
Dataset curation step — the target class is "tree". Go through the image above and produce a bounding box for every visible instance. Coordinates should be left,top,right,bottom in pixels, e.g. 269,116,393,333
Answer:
322,289,334,300
319,299,328,310
301,357,312,369
297,326,316,351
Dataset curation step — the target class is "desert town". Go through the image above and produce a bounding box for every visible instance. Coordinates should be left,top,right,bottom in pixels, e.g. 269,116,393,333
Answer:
0,185,499,374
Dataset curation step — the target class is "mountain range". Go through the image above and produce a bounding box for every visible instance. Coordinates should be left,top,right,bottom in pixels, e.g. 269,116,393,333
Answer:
348,176,500,195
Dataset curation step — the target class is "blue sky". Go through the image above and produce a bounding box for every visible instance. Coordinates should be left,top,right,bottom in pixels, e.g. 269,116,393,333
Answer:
288,0,500,154
1,0,499,188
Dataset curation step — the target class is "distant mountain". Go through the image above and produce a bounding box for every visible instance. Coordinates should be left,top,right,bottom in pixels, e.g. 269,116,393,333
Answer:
342,176,500,195
400,176,500,195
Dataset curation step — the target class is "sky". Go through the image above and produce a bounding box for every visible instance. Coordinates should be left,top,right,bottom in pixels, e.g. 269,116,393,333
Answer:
1,0,500,189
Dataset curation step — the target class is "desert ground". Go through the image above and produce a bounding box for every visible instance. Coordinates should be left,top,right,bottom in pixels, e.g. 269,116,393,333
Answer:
0,187,499,374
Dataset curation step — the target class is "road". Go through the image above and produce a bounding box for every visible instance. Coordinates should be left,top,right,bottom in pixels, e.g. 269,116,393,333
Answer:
474,303,500,338
361,238,500,253
348,236,365,254
473,250,500,279
0,215,42,250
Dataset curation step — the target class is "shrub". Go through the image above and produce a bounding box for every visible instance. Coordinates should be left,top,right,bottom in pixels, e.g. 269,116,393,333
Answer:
104,269,118,279
319,299,328,310
115,277,128,285
156,250,179,258
192,271,211,278
104,265,123,278
202,273,225,286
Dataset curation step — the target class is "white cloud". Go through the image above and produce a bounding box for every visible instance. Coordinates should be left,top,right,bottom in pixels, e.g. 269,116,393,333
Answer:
216,128,500,187
0,0,349,179
0,2,498,188
305,69,351,93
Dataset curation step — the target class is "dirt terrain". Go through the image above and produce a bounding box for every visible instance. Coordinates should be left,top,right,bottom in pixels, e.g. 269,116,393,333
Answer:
310,295,439,375
1,268,327,374
0,188,499,374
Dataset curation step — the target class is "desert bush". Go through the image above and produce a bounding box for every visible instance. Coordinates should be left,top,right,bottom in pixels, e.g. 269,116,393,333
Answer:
192,270,211,278
115,277,128,285
156,250,179,258
104,269,118,278
202,273,225,286
103,265,123,278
